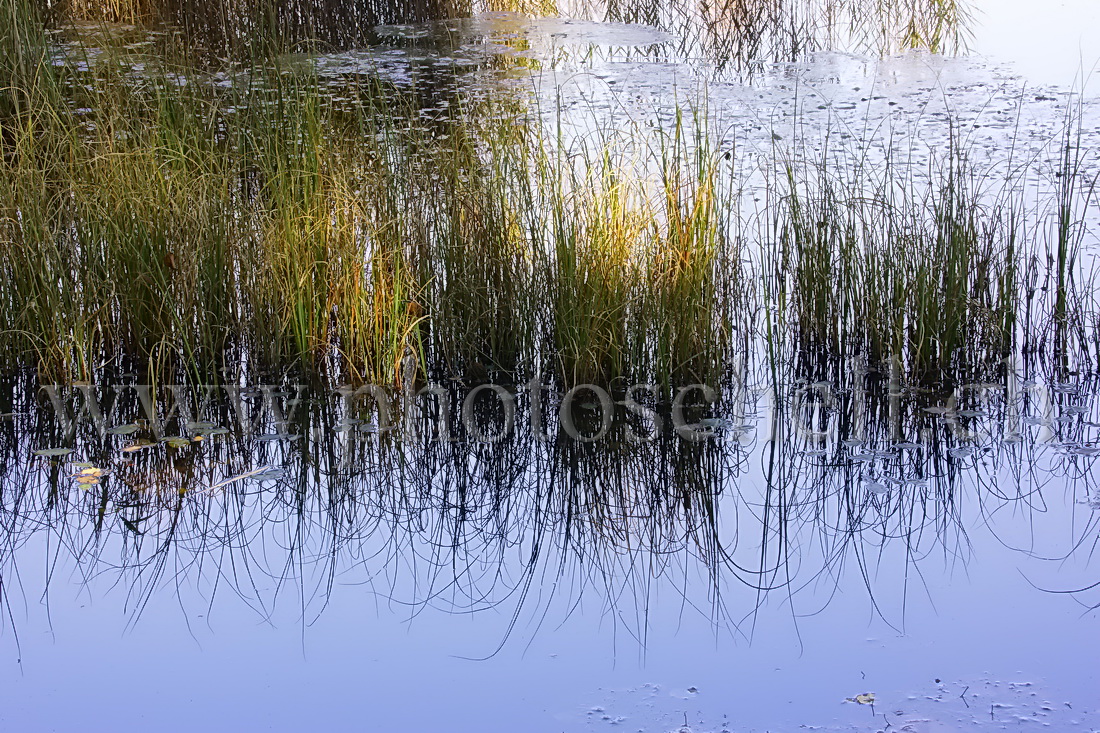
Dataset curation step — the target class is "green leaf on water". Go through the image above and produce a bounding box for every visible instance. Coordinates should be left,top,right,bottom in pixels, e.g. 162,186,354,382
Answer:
33,448,73,457
106,424,140,435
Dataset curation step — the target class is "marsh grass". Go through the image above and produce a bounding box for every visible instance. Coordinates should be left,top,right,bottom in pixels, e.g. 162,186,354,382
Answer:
0,47,431,382
1,5,1096,394
543,108,739,389
764,134,1025,384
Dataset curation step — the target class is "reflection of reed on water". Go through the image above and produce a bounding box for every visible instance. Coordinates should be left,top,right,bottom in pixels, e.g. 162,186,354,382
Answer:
1,348,1097,645
26,0,971,64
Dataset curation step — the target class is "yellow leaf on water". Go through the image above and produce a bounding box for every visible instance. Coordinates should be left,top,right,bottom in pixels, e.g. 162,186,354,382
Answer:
76,467,107,478
855,693,875,705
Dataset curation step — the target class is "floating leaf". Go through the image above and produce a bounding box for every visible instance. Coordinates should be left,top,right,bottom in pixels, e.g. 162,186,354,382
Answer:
75,476,101,486
33,448,73,457
75,467,108,478
106,424,140,435
185,421,216,431
121,441,156,453
855,693,875,705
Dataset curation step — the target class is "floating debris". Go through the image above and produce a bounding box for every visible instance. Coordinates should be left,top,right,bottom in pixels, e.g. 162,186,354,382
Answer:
206,466,276,493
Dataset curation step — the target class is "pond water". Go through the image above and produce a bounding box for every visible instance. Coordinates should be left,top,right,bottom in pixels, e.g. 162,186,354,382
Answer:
3,368,1099,732
3,1,1100,731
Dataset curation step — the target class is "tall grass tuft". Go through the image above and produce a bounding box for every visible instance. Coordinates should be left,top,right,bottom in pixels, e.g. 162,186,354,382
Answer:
769,138,1020,383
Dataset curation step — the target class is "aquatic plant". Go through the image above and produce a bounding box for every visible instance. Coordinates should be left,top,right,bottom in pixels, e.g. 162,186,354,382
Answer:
1,10,1096,395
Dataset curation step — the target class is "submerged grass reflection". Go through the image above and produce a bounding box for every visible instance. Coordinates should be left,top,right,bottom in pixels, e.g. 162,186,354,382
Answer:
2,350,1099,646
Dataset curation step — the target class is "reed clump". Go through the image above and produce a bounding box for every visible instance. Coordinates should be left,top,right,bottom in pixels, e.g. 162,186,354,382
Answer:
2,10,1096,396
545,120,736,389
767,142,1020,383
0,49,430,382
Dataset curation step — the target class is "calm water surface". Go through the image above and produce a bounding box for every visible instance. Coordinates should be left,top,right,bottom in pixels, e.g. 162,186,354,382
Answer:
3,4,1100,732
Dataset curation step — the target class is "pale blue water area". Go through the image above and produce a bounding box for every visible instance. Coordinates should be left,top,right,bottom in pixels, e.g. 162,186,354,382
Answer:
3,375,1100,730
